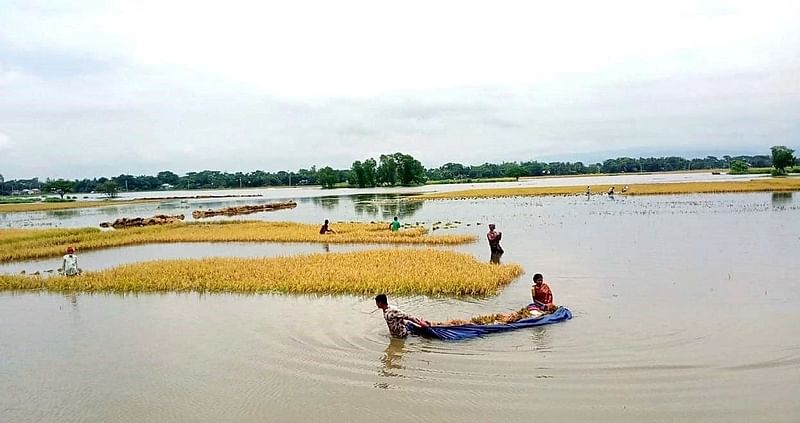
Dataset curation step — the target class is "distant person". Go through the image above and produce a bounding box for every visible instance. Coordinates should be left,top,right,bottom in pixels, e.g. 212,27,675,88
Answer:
389,216,401,232
608,186,615,195
319,219,336,234
375,294,429,338
622,185,629,193
62,246,79,277
531,273,556,312
487,224,503,254
586,186,592,196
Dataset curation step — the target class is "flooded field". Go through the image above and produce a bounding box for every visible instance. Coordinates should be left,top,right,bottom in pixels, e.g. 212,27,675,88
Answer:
1,185,799,421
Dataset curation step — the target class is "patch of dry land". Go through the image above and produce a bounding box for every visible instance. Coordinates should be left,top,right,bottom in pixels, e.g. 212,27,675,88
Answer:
0,221,476,262
0,249,522,296
414,177,800,200
0,199,162,213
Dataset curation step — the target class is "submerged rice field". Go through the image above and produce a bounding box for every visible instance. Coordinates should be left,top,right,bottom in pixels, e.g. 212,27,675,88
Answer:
0,249,522,296
416,177,800,200
2,177,799,423
0,221,475,262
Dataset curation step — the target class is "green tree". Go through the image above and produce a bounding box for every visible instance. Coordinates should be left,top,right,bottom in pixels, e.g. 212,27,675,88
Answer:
377,154,398,186
771,145,796,175
729,160,749,174
393,153,426,185
44,179,75,199
350,161,366,188
317,166,338,189
505,164,527,181
99,181,119,198
157,171,180,186
362,158,377,187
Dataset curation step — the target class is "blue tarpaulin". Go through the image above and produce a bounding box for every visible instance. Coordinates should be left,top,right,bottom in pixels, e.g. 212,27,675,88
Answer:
407,306,572,340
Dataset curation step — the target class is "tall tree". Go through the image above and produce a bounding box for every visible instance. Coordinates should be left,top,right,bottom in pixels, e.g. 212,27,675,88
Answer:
99,181,119,198
393,153,426,185
771,145,796,175
350,161,366,188
317,166,338,189
43,179,75,199
157,171,180,186
377,154,398,186
362,158,377,187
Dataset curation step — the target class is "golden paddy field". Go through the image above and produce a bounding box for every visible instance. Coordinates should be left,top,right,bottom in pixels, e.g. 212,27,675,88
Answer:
0,221,476,262
0,249,523,296
414,177,800,200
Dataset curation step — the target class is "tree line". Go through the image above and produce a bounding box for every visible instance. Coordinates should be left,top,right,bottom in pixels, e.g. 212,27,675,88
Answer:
0,148,794,196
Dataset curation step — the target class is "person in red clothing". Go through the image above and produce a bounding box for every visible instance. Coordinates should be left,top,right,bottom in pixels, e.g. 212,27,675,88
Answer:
531,273,556,312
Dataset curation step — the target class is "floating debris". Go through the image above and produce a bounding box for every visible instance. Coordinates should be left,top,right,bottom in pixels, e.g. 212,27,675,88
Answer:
191,201,297,219
100,214,185,229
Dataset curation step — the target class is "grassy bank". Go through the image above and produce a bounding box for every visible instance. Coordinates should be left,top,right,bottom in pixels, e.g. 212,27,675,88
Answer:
414,178,800,200
0,249,523,296
0,221,476,262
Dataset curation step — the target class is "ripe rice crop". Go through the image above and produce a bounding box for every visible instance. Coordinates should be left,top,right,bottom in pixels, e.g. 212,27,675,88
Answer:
0,249,523,296
0,221,476,262
414,177,800,200
435,306,535,325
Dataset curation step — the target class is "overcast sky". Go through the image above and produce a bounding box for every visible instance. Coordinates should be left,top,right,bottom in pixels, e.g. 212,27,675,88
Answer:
1,0,798,179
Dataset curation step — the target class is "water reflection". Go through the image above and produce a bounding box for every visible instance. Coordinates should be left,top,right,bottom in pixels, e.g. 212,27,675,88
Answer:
771,192,793,206
352,194,424,219
528,326,553,352
377,338,407,382
310,195,340,210
46,209,81,218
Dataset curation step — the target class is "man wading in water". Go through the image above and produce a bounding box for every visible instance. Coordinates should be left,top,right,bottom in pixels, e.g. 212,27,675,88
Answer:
62,246,80,277
376,294,429,338
487,224,503,254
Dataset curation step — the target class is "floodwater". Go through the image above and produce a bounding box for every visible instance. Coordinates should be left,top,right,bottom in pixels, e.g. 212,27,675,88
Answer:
0,171,759,229
2,182,800,422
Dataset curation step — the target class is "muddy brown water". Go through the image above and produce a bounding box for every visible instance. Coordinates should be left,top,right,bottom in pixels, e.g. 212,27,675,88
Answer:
1,188,799,422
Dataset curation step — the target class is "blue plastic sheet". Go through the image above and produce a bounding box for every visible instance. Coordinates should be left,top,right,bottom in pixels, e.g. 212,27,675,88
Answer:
408,306,572,340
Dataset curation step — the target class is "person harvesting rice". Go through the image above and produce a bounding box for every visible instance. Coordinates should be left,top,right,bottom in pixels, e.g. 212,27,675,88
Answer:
376,294,429,338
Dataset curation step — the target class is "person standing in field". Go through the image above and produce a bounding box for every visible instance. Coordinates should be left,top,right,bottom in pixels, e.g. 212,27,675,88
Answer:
487,223,503,254
531,273,556,312
389,216,401,232
62,246,79,277
375,294,429,338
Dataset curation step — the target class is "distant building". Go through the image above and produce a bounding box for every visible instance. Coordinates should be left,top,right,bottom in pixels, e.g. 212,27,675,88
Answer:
160,183,174,190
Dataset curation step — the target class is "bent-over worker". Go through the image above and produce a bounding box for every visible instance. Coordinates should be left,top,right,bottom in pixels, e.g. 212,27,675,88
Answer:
319,219,336,234
376,294,429,338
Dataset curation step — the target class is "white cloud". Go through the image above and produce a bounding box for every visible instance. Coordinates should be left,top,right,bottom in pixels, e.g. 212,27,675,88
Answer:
0,132,11,151
0,0,798,179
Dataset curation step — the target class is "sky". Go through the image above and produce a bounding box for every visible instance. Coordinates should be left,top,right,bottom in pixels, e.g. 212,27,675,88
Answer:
1,0,799,180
